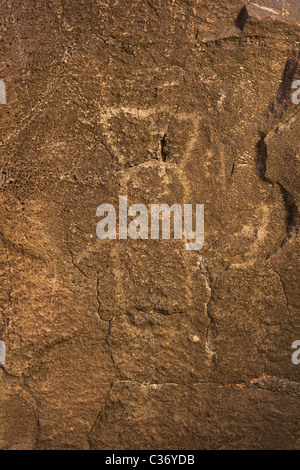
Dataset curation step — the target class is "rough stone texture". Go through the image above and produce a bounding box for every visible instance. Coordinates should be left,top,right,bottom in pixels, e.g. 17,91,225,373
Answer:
0,0,299,450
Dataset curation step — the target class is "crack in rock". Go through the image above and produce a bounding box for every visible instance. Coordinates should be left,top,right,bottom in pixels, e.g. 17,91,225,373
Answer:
96,278,117,379
199,257,217,364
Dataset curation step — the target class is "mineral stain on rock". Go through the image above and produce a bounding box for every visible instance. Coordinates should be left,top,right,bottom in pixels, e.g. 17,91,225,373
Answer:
0,0,299,450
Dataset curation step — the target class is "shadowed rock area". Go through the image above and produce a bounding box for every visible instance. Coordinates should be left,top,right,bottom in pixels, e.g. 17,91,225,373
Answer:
0,0,299,450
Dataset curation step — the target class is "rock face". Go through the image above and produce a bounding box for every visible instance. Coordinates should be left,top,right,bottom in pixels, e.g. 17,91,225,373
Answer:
0,0,299,450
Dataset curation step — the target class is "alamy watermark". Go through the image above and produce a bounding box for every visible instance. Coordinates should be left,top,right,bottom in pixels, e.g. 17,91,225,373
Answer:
0,341,5,364
96,197,204,251
292,340,300,365
0,80,6,104
292,80,300,105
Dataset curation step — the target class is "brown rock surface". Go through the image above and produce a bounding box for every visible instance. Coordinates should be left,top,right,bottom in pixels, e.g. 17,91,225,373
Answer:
0,0,299,450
